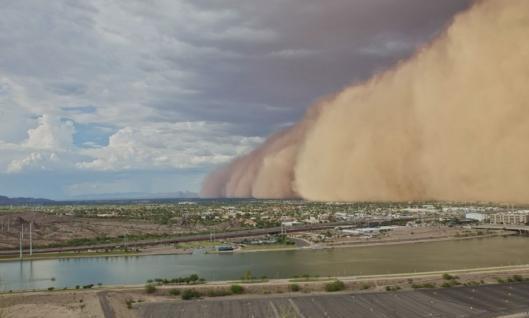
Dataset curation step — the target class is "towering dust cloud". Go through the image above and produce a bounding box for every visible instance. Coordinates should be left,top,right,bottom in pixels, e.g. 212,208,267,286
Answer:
202,0,529,203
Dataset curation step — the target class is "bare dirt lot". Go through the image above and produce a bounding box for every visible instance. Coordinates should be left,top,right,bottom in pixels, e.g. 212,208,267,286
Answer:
0,212,219,249
0,291,103,318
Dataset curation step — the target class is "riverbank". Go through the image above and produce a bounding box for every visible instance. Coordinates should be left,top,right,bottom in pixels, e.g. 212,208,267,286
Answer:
4,264,529,318
0,230,512,262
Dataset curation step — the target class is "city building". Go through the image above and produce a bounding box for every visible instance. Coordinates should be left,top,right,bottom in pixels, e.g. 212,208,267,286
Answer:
491,212,529,225
465,212,488,222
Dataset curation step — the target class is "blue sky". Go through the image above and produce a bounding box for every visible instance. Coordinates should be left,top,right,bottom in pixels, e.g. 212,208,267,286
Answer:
0,0,470,199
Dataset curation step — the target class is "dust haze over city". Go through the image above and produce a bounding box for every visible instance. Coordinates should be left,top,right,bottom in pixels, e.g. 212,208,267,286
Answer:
1,1,529,318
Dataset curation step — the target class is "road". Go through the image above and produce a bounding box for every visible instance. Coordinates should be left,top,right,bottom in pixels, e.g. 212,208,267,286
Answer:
98,291,116,318
138,282,529,318
474,225,529,233
0,218,412,256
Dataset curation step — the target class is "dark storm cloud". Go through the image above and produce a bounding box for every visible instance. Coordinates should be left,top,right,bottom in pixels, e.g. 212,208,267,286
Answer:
150,0,472,136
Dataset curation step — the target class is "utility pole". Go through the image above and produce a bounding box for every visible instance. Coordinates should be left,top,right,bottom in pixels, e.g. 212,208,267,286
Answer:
19,226,23,259
29,222,33,256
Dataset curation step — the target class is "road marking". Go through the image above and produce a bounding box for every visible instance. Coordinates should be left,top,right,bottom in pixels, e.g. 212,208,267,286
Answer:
288,298,307,318
269,301,280,318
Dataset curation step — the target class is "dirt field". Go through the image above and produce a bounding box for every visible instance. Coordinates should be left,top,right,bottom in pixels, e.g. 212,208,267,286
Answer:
0,212,218,249
0,291,103,318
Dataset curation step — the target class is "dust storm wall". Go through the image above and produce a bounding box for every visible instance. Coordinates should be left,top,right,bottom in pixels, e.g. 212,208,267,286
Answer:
202,0,529,203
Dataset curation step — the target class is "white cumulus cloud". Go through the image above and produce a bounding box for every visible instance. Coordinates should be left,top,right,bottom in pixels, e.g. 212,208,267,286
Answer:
77,122,263,171
25,115,75,150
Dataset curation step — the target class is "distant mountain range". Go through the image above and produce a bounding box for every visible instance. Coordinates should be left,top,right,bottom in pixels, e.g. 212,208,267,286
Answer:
0,195,55,205
0,192,199,205
66,191,198,201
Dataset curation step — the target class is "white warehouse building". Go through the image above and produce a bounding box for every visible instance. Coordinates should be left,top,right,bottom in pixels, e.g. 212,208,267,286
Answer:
465,213,488,222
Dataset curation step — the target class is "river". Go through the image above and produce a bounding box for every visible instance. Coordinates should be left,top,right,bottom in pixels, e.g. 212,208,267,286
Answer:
1,236,528,291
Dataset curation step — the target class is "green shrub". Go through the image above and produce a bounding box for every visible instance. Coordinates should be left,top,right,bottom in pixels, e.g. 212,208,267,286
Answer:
206,289,232,297
441,280,460,288
48,287,55,291
325,280,345,292
411,283,436,289
289,284,300,292
145,284,157,294
230,285,245,294
442,273,458,280
181,289,201,300
168,289,180,296
513,275,524,282
385,285,401,292
148,274,206,286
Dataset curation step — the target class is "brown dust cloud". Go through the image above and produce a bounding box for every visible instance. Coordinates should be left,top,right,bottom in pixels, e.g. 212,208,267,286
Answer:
201,0,529,203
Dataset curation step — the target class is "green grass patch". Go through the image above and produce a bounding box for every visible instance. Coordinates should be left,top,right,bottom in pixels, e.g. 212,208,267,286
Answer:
325,280,346,292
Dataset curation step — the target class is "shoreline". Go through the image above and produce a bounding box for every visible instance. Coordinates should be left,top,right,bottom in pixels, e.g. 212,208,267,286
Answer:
0,231,514,262
4,263,529,295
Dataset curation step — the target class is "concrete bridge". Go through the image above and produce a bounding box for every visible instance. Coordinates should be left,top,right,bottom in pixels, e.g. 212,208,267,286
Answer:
473,224,529,235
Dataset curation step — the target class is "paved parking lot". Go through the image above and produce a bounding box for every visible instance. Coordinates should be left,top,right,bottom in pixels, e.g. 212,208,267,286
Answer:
139,283,529,318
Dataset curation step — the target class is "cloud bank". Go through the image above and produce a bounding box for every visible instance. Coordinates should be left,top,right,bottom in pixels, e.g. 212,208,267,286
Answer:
202,0,529,203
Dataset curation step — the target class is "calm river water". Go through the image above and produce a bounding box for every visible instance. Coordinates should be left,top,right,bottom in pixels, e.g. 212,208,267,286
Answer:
1,236,528,291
